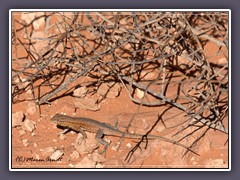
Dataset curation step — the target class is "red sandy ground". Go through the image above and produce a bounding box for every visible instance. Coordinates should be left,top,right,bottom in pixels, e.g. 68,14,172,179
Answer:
11,12,229,169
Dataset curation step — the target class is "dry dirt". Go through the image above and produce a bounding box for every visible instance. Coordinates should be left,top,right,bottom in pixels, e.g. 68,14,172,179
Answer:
11,12,229,169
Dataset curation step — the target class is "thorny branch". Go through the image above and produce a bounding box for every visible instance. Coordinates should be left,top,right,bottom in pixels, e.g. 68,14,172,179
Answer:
12,11,229,157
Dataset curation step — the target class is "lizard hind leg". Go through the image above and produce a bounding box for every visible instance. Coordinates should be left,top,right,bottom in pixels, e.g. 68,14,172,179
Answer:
96,129,109,154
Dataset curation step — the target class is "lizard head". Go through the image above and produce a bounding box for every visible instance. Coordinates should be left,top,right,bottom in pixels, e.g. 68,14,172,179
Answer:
50,113,63,123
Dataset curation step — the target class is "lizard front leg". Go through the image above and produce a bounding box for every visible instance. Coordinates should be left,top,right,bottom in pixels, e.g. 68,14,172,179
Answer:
64,124,87,139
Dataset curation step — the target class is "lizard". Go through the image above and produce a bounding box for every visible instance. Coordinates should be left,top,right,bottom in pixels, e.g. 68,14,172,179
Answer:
51,113,198,155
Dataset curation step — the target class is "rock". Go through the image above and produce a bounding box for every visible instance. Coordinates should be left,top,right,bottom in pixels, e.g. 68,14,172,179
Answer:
18,129,26,136
30,31,49,58
155,125,166,133
22,119,35,132
35,154,40,160
73,87,87,97
96,163,104,168
22,139,29,147
21,12,36,24
142,118,150,130
57,12,75,19
190,156,198,165
26,102,36,115
74,156,96,168
140,71,156,80
74,132,99,154
120,18,128,25
103,159,125,168
91,152,106,163
111,142,120,151
97,82,121,99
75,133,84,144
126,143,132,148
204,158,226,168
17,77,30,90
33,12,46,30
70,150,80,160
135,88,145,99
12,111,24,127
217,57,228,65
74,98,100,111
40,147,55,156
50,149,64,160
59,133,66,140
